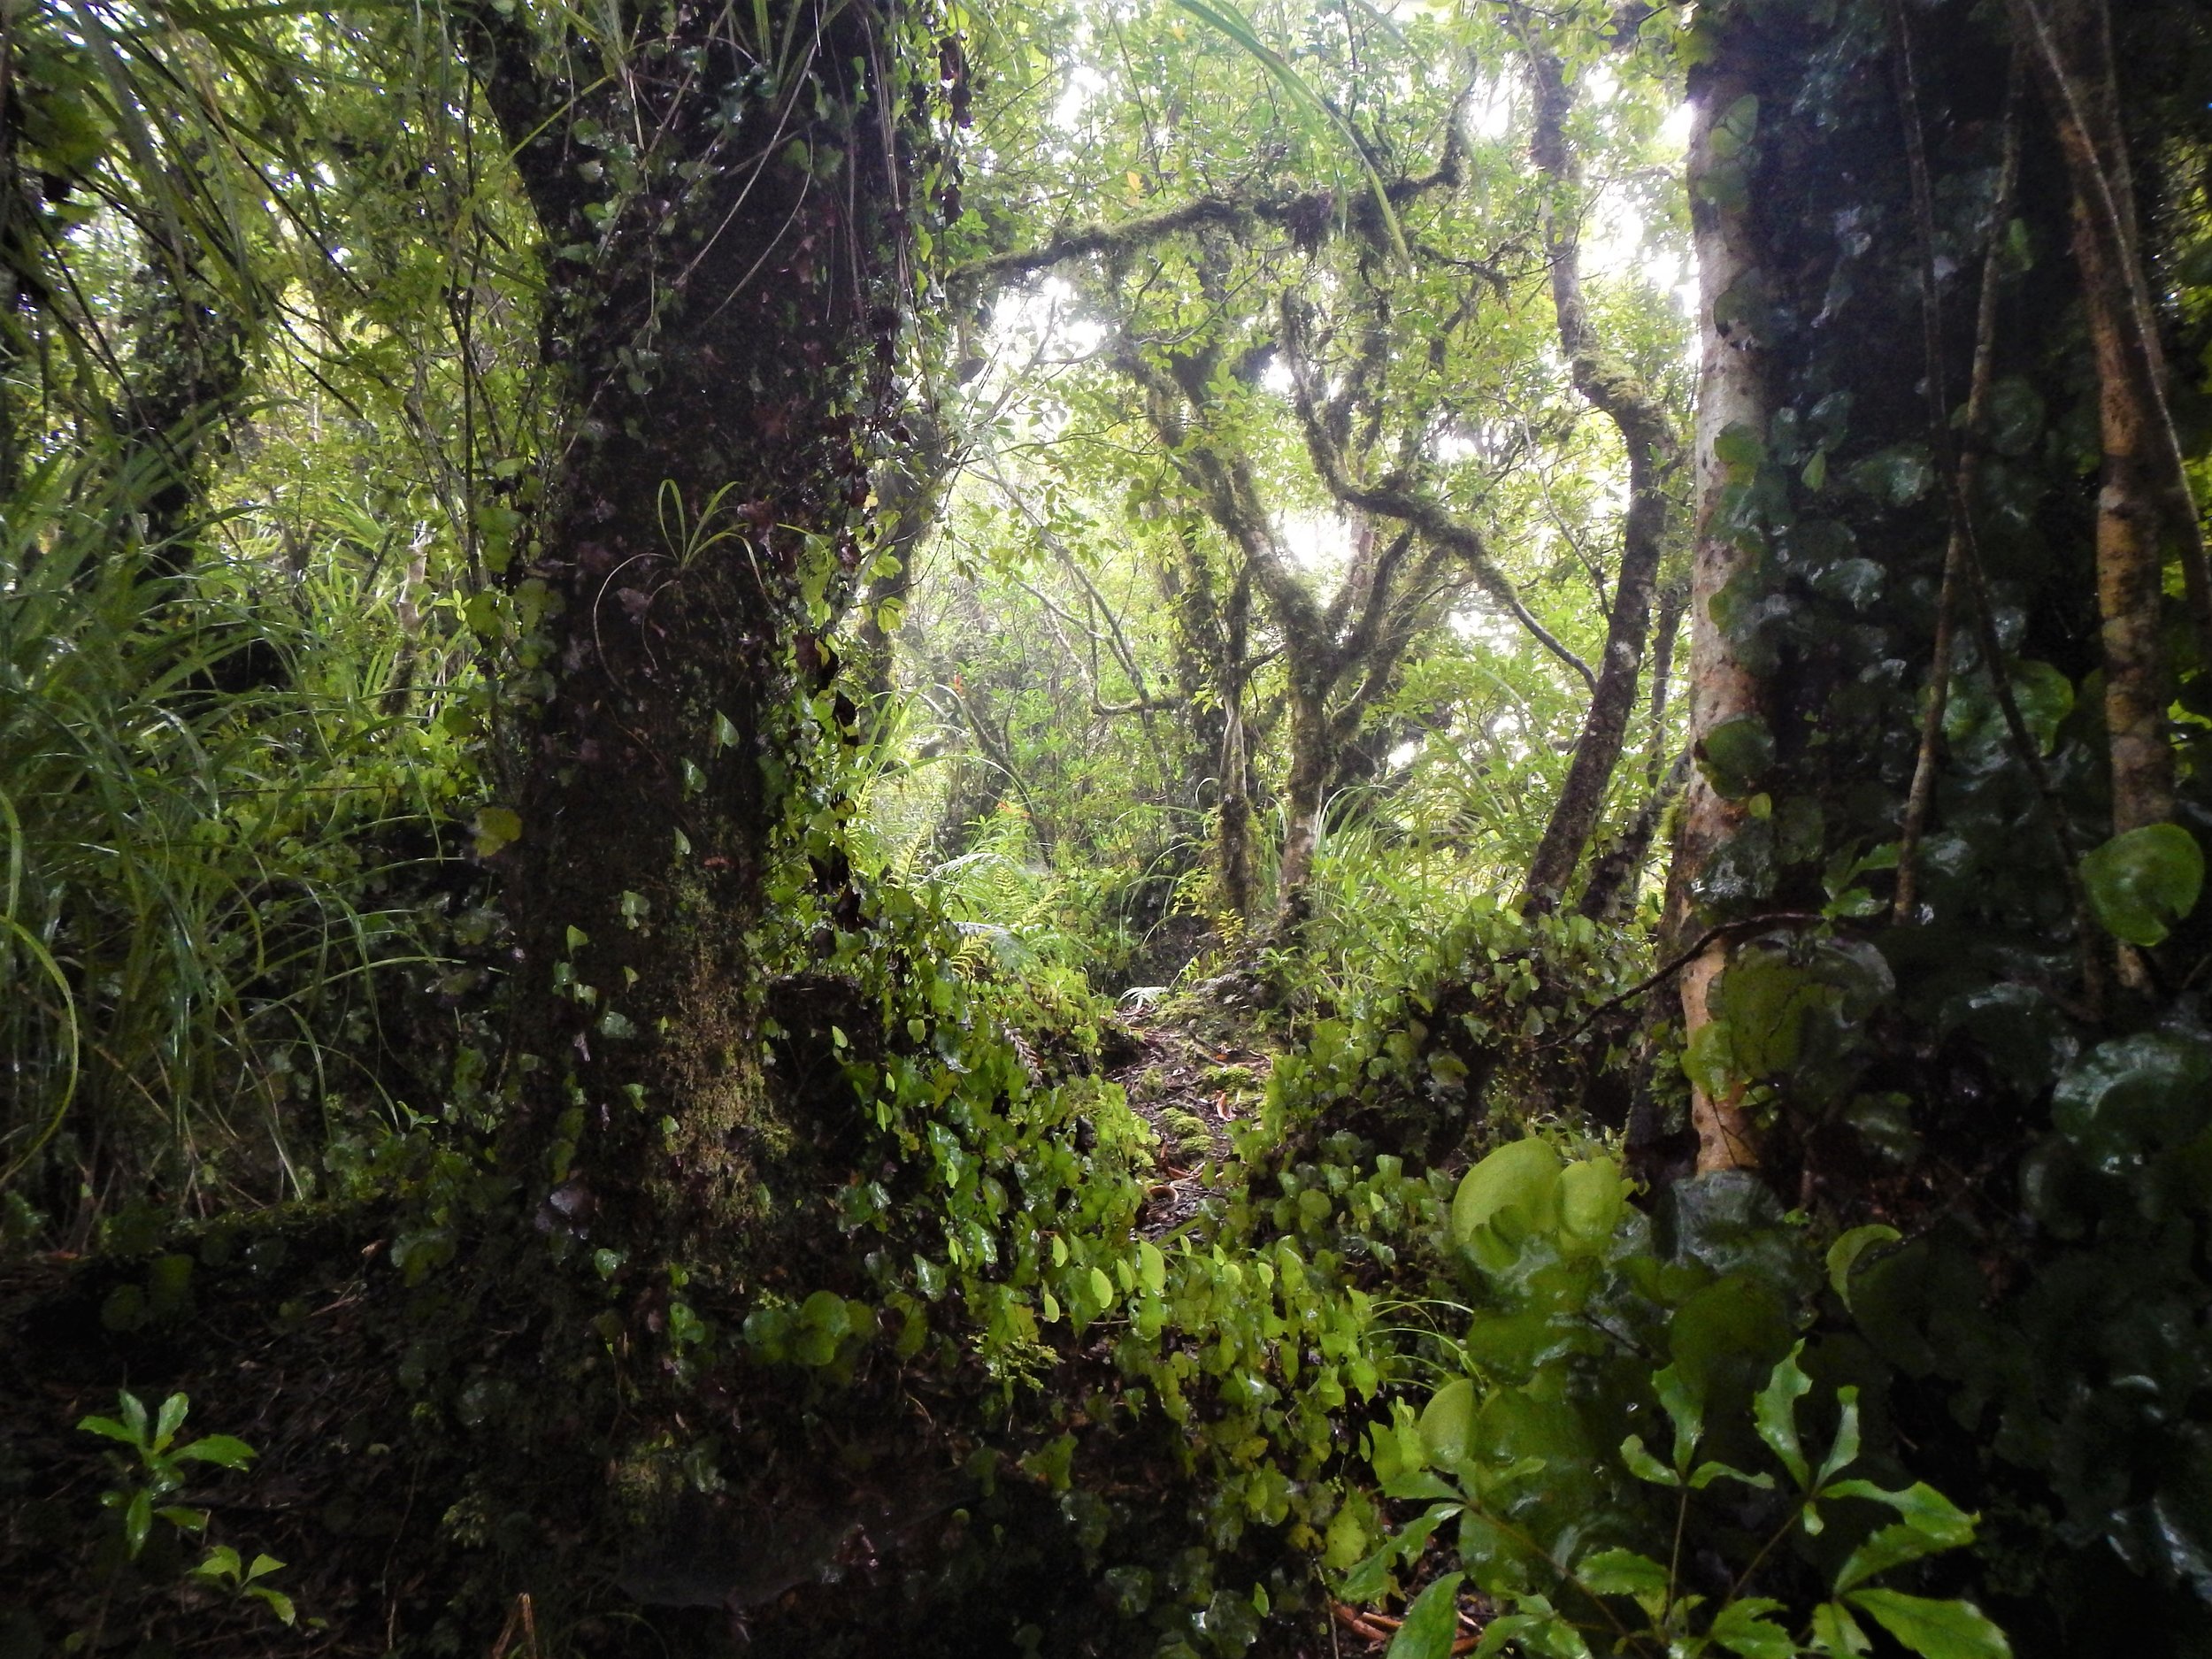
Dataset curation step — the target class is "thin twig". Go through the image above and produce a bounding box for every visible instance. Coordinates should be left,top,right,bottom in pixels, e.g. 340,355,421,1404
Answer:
1539,911,1832,1048
1888,1,2108,1013
1893,50,2024,923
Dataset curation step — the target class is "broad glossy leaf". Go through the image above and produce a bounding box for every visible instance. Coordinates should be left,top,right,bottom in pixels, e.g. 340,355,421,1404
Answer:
1754,1344,1813,1487
2080,824,2204,946
1825,1226,1901,1308
153,1392,188,1451
1576,1546,1669,1609
1557,1157,1629,1248
174,1433,256,1470
1619,1433,1678,1486
1419,1378,1478,1466
1452,1138,1561,1243
1670,1275,1794,1411
1710,1597,1796,1659
2051,1032,2212,1172
1699,715,1775,800
1386,1571,1464,1659
1846,1591,2010,1659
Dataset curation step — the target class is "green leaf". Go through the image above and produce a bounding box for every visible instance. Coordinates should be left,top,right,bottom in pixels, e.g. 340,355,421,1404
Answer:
125,1487,152,1557
1577,1547,1670,1609
1386,1571,1464,1659
1825,1225,1901,1308
1654,1363,1702,1471
2052,1032,2212,1171
2080,824,2204,946
1713,421,1767,472
1324,1500,1373,1571
1688,1460,1774,1492
1754,1345,1812,1487
1418,1379,1478,1466
1812,1600,1871,1655
1710,95,1760,159
245,1552,285,1583
1137,1240,1166,1296
247,1585,298,1625
1698,715,1775,800
1710,1598,1796,1659
1983,377,2045,457
77,1414,139,1447
1340,1538,1401,1603
1670,1276,1793,1417
1620,1433,1679,1487
1170,0,1410,263
1826,1480,1975,1592
174,1433,257,1470
1450,1138,1560,1243
1846,1591,2010,1659
2008,661,2074,754
194,1544,242,1580
1833,1520,1958,1594
1557,1156,1629,1247
472,805,522,857
1815,1387,1863,1487
153,1392,189,1452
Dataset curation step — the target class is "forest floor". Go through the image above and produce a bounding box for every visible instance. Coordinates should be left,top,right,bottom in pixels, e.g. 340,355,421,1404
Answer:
1106,995,1275,1239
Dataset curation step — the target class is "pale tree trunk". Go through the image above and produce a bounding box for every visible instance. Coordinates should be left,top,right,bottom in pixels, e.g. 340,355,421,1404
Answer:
1671,41,1769,1175
2014,0,2193,833
1273,686,1333,938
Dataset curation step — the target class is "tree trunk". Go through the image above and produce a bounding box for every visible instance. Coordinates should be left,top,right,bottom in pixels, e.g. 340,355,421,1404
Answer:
2018,0,2180,832
851,408,948,733
0,14,25,503
1671,34,1770,1175
116,242,255,571
1273,686,1332,939
1516,27,1682,913
461,0,908,1268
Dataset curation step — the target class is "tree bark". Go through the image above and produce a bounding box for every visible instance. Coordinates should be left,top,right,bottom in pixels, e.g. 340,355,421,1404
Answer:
1274,686,1332,938
2015,0,2181,832
1514,25,1683,913
459,0,909,1268
1672,36,1769,1174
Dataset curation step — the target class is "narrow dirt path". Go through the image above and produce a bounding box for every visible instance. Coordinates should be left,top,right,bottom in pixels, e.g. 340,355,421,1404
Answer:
1103,998,1274,1238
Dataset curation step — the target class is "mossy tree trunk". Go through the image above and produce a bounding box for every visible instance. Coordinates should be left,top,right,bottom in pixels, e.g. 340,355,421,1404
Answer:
1514,21,1685,915
458,0,915,1270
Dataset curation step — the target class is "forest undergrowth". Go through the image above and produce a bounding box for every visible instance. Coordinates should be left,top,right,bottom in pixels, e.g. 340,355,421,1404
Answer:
5,0,2212,1655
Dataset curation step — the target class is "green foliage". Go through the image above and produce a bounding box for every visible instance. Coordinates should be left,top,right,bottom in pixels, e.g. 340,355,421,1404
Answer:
0,458,472,1248
2078,825,2205,947
189,1545,297,1626
1348,1140,2010,1659
77,1391,255,1560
